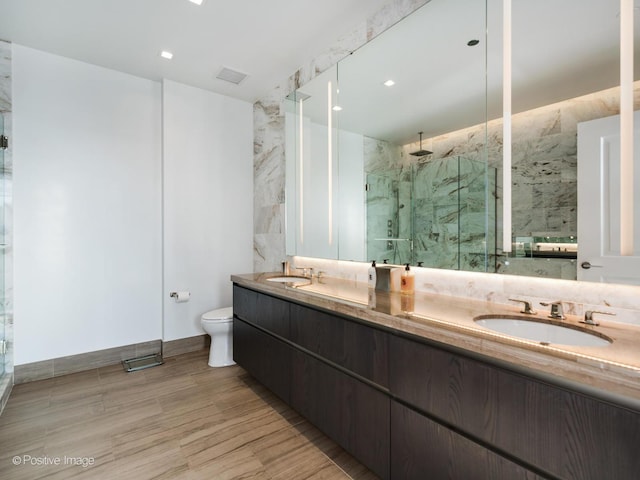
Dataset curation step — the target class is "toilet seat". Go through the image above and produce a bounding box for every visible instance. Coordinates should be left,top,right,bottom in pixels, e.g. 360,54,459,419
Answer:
202,307,233,323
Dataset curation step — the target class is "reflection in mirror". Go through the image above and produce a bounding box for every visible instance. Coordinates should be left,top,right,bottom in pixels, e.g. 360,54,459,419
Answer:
502,0,639,282
365,158,496,271
285,66,342,259
340,0,492,271
285,0,639,284
287,0,491,268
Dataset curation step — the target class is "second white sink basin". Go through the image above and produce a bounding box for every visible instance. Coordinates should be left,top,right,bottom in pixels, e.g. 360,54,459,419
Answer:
474,315,611,347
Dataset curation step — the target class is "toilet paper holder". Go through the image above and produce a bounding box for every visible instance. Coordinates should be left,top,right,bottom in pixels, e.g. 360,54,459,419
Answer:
169,291,190,302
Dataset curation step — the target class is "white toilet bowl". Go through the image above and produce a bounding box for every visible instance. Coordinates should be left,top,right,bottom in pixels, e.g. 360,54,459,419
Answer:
201,307,235,367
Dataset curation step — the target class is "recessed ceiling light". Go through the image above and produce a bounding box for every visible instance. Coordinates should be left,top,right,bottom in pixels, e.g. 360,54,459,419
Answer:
332,105,343,111
189,0,204,5
160,51,173,60
383,79,395,87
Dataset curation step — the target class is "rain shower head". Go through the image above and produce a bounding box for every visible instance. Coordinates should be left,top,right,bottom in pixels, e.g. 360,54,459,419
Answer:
410,131,432,156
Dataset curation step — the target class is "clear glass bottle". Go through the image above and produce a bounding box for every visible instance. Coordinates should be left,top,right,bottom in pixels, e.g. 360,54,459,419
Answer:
368,260,377,288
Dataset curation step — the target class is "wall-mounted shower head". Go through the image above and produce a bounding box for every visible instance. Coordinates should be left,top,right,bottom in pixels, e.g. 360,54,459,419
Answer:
410,131,432,156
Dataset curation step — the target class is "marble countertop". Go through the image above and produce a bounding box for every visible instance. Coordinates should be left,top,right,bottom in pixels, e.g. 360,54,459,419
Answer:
231,272,640,403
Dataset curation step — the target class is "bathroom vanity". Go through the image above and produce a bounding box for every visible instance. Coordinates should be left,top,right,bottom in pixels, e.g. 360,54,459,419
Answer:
231,273,640,480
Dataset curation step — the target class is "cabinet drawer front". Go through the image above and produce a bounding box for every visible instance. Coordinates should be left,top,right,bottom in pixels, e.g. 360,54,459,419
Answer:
290,304,388,388
291,349,390,480
233,318,291,403
233,286,290,339
233,285,257,321
391,401,543,480
390,334,640,480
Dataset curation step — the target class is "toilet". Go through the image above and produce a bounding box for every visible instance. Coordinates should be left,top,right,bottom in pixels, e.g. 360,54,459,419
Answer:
201,307,235,367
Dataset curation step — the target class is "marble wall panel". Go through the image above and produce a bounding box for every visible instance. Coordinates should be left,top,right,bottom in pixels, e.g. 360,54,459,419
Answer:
0,41,10,111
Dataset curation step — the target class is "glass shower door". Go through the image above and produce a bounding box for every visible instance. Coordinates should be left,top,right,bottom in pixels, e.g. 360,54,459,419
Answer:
366,168,413,265
0,113,5,376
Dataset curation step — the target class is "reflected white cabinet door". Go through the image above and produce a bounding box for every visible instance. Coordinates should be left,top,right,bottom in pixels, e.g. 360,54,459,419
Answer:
577,112,640,285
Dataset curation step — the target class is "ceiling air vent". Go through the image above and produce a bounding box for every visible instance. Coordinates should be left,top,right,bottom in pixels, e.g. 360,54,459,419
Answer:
216,67,248,85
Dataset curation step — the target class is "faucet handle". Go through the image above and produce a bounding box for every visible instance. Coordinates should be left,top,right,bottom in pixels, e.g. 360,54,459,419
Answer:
581,310,615,326
509,298,537,315
540,301,565,320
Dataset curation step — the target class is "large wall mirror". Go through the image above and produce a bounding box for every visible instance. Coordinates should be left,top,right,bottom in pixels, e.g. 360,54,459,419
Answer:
285,0,640,284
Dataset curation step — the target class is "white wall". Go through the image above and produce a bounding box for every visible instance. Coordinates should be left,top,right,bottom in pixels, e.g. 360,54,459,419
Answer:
13,45,162,364
162,80,253,341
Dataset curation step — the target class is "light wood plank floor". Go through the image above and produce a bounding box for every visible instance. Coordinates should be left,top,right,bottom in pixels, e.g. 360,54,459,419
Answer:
0,349,378,479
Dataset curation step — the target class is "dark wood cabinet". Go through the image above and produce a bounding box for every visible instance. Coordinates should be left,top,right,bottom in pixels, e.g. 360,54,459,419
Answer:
291,349,390,479
290,303,389,388
391,400,544,480
233,283,640,480
232,318,291,403
233,285,257,321
390,333,640,480
233,285,390,478
234,285,290,339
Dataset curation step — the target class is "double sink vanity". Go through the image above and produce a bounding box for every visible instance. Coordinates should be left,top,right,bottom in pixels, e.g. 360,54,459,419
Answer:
231,272,640,480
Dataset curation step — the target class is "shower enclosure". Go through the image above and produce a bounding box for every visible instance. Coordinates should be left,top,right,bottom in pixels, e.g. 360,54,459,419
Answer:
366,156,497,271
0,112,9,411
0,114,5,375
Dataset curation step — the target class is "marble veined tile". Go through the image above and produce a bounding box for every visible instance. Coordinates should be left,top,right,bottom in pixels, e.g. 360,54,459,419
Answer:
367,0,432,41
0,40,10,112
364,136,403,172
254,233,285,273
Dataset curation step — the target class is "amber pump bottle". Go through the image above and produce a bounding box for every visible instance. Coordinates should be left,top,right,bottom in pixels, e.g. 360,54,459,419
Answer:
401,263,415,294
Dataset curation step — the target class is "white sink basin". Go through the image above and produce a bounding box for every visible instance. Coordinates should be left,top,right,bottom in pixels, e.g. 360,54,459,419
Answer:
266,275,311,285
474,315,611,347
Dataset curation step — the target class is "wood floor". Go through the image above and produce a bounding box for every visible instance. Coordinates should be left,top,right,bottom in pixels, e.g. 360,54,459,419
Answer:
0,349,378,480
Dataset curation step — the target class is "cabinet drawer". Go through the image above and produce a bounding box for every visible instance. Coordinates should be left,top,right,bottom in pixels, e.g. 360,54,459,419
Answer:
291,349,390,479
233,285,290,339
391,401,543,480
290,304,388,388
232,285,257,321
233,318,291,403
390,334,640,479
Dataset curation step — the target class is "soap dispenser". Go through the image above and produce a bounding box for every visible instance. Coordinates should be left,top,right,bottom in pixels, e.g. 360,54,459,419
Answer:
368,260,377,289
401,263,415,294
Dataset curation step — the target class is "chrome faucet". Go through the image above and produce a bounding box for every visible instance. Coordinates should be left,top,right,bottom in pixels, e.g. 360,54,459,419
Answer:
509,298,536,315
581,310,615,326
295,266,314,278
540,301,565,320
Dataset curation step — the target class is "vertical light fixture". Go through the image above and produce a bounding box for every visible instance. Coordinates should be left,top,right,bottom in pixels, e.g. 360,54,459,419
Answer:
620,0,634,255
299,97,305,245
327,81,334,246
502,0,512,253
